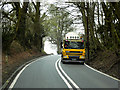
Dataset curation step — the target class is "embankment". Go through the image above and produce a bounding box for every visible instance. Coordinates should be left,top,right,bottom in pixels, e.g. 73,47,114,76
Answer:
87,50,120,80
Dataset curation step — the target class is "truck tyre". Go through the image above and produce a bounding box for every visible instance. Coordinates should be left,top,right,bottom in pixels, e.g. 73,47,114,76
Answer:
62,61,66,64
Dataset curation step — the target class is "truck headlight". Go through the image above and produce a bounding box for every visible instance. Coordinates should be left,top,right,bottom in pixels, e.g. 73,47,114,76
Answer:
64,56,67,58
80,56,84,59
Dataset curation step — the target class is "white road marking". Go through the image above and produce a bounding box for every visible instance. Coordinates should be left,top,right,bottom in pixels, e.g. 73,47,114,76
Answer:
58,59,81,90
9,65,28,88
85,63,120,82
55,59,73,90
9,56,50,89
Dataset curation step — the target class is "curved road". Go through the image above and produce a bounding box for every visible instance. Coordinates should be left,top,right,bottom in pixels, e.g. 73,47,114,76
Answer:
10,55,119,89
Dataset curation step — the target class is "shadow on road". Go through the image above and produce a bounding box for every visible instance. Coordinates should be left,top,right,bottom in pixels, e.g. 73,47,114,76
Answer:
62,62,84,65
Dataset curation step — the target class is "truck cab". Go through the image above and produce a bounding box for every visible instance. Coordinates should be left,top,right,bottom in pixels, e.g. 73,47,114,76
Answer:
61,32,85,64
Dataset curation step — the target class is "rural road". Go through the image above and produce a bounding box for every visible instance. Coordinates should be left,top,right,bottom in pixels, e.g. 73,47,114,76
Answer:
9,55,120,89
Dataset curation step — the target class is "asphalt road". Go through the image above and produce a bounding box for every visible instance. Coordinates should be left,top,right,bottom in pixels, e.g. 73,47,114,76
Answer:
10,55,120,89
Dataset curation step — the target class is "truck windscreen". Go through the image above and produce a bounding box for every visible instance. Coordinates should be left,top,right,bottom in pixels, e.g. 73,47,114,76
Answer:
64,41,84,49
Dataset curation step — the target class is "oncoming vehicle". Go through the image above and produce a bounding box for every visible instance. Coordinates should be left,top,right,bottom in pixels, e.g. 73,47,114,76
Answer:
61,32,85,64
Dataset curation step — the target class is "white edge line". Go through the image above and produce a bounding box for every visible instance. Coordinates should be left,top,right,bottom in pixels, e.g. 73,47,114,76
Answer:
85,63,120,82
9,56,48,88
55,59,73,89
58,59,81,90
9,60,36,88
9,65,28,88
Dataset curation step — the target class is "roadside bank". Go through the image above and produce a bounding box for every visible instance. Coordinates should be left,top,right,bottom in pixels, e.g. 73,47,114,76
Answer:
87,50,120,80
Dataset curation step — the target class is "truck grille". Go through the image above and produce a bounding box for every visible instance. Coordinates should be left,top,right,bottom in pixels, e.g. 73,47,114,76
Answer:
69,51,81,53
66,51,82,55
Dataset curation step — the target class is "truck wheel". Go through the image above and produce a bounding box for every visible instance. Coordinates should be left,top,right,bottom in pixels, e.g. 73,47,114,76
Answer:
62,61,66,64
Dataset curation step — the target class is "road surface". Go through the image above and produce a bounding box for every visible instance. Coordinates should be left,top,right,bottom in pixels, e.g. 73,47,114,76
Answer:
10,55,119,89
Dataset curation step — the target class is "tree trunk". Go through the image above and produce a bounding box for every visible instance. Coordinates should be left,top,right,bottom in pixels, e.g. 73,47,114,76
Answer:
16,2,28,49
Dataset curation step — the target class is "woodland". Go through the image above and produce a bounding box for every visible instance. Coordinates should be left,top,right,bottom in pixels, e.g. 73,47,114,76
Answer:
1,1,120,83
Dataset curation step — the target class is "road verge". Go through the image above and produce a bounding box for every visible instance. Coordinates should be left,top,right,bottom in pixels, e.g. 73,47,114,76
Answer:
84,63,120,82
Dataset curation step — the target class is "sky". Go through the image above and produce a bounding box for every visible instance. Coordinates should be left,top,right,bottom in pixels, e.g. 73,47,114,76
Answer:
44,40,58,55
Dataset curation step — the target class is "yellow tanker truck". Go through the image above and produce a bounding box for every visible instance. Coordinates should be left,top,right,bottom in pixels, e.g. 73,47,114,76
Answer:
61,32,85,64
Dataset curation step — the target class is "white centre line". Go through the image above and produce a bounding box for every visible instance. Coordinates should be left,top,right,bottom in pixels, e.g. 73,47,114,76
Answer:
58,59,81,90
55,59,73,90
55,58,81,90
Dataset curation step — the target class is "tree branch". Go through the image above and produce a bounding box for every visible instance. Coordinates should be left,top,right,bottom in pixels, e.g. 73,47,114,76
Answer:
27,13,35,22
2,11,16,23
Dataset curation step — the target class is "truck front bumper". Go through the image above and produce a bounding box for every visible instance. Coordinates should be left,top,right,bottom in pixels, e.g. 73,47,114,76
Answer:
62,56,85,63
61,59,85,63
